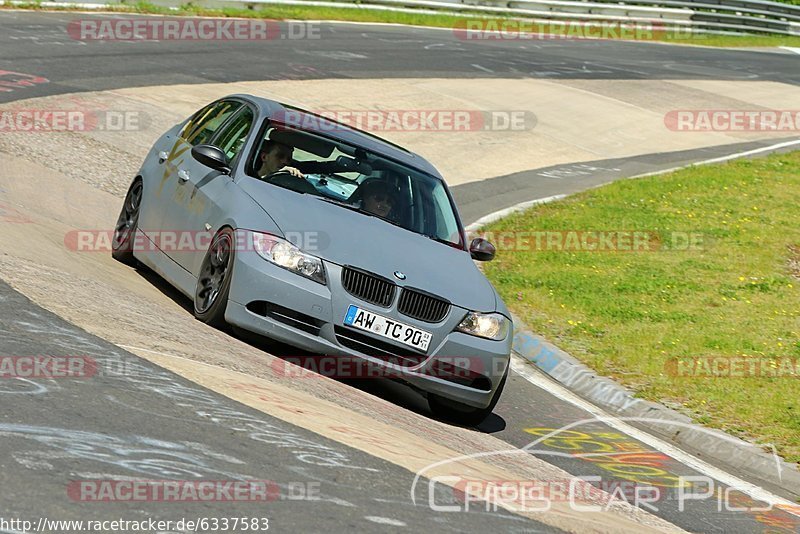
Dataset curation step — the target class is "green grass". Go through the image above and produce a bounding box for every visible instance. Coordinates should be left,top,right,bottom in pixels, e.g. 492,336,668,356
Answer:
483,151,800,465
690,33,800,47
3,1,800,48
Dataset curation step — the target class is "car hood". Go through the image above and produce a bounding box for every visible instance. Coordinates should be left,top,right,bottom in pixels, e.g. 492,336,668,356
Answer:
240,180,498,312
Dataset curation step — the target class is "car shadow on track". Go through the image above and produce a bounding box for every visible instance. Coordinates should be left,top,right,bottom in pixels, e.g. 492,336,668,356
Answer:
133,264,507,434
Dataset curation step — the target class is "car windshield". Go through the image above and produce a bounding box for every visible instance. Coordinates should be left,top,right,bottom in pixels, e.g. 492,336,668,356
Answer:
251,126,464,248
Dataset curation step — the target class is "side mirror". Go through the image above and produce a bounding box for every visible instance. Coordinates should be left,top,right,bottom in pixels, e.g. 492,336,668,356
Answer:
192,145,231,175
469,237,496,262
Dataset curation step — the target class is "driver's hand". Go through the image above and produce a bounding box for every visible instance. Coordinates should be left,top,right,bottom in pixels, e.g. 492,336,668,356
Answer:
280,166,305,178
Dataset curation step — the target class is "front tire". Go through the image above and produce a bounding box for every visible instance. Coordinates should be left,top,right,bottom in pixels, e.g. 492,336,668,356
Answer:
194,227,235,328
112,179,143,266
428,367,508,426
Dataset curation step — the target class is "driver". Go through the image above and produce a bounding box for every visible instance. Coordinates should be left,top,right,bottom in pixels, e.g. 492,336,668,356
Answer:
258,140,305,179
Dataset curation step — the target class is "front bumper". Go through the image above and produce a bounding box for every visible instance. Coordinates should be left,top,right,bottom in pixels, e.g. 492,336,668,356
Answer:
225,243,511,409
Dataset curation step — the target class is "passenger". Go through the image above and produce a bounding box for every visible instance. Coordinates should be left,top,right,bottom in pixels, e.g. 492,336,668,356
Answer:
358,180,397,219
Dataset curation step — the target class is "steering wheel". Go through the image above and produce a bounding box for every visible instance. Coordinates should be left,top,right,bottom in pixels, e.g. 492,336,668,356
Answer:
265,170,319,195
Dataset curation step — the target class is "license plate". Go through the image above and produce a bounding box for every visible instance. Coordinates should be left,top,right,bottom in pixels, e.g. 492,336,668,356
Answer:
344,305,432,352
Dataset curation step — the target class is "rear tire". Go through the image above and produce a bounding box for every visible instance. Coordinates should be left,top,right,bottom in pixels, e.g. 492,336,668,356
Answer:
428,366,508,426
194,227,235,328
111,179,143,266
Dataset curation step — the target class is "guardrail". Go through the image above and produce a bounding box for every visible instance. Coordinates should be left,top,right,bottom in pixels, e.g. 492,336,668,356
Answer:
31,0,800,35
333,0,800,35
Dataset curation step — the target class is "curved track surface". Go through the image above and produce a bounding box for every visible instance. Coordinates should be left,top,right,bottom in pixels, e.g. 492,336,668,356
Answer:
1,11,799,534
1,11,799,102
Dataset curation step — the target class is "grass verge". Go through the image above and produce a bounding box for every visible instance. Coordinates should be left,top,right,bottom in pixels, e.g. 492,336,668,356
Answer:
483,150,800,465
3,0,800,48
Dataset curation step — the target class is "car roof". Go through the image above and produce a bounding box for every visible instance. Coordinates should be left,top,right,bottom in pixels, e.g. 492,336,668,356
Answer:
229,94,445,180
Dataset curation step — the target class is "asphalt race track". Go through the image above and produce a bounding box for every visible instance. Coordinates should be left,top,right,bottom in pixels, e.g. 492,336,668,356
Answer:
1,11,799,99
1,10,799,533
0,280,551,533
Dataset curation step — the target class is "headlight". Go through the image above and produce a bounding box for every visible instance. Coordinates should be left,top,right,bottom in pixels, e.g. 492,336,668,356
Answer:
456,312,509,340
252,232,326,285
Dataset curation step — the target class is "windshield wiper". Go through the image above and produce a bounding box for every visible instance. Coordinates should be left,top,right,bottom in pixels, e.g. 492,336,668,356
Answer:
316,196,366,213
422,233,464,250
315,197,407,230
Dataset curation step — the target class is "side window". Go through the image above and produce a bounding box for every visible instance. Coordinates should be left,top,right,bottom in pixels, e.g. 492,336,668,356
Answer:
430,182,460,241
214,107,255,161
180,100,242,147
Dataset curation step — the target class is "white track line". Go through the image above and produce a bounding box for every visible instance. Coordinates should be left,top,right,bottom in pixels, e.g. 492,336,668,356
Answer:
511,357,800,516
466,138,800,230
695,138,800,165
464,194,566,233
629,138,800,179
